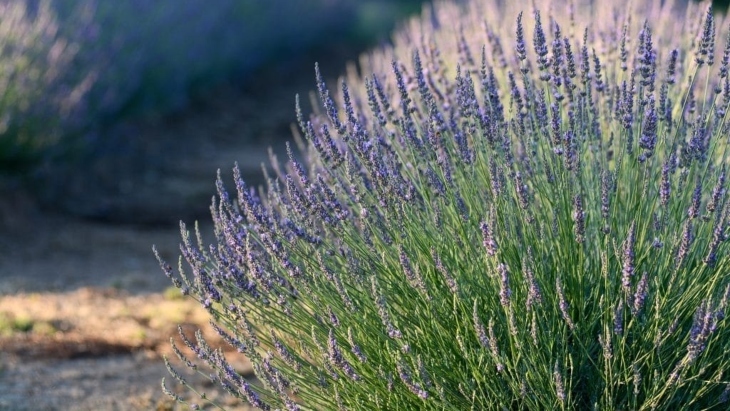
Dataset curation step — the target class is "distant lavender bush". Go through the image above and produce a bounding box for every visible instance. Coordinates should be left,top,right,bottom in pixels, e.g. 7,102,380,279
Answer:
0,0,95,170
53,0,360,117
157,0,730,409
0,0,364,173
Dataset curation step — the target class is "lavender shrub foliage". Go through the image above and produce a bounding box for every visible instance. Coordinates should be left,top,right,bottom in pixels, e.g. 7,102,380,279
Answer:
158,0,730,409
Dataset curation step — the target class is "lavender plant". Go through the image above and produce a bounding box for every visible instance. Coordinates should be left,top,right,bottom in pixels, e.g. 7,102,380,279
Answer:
0,0,95,171
0,0,369,173
157,0,730,408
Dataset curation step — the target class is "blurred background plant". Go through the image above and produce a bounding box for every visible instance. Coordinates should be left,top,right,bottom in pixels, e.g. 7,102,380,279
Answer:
0,0,94,174
0,0,429,207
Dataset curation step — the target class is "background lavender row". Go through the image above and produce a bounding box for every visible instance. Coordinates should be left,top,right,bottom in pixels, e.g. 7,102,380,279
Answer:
0,0,426,174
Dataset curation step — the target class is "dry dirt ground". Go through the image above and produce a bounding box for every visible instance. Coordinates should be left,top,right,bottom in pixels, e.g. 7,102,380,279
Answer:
0,43,364,410
0,204,256,411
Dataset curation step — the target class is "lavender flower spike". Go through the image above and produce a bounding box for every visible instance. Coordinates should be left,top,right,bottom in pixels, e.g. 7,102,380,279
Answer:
556,276,575,330
572,193,586,243
497,263,511,307
515,12,527,63
621,221,636,294
480,219,498,257
633,271,649,315
554,361,566,404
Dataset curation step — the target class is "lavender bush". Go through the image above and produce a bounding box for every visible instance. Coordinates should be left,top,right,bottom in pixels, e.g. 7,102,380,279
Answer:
0,0,95,171
157,0,730,408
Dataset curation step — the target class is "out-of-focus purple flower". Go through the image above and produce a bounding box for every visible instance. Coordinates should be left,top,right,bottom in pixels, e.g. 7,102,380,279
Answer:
515,12,527,63
621,222,636,294
633,272,649,315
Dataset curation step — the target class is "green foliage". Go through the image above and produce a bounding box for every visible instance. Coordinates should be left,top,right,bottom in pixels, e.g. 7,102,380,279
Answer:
0,312,34,335
163,286,185,301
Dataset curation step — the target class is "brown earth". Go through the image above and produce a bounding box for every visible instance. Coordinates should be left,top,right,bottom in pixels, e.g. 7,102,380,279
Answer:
0,41,366,411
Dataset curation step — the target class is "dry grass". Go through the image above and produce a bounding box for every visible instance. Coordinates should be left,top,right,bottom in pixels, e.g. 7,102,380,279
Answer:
0,287,247,364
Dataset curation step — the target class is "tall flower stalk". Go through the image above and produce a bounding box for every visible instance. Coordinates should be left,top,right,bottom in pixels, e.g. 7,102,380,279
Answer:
158,0,730,409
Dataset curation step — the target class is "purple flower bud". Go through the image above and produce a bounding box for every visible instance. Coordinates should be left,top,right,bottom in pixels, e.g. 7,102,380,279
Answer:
593,49,605,92
328,329,360,381
619,24,629,71
514,171,529,209
721,31,730,79
687,301,717,363
563,130,579,172
579,29,591,91
508,71,525,115
703,213,725,267
666,49,679,84
554,361,565,403
696,7,715,66
676,220,693,267
371,277,402,339
347,328,367,363
432,248,458,294
660,160,671,207
688,178,703,220
621,222,637,294
622,75,636,133
161,377,184,403
473,301,489,348
599,333,612,361
601,169,611,222
564,37,577,79
397,360,428,399
556,277,574,330
340,80,358,126
240,375,269,410
573,193,585,243
515,12,527,62
399,245,428,295
614,302,624,335
327,306,340,328
638,22,656,91
480,218,498,257
633,271,649,315
365,78,387,128
392,60,417,123
533,11,549,75
551,23,564,87
211,322,247,354
271,329,301,371
497,263,511,307
486,318,503,372
457,28,475,68
489,159,502,198
706,166,726,214
315,63,344,135
524,252,543,309
639,95,657,158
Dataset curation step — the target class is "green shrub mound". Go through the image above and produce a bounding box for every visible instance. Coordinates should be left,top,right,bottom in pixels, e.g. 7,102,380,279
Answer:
157,0,730,409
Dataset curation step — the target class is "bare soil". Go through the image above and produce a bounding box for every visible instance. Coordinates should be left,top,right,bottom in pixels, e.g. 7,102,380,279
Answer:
0,42,364,410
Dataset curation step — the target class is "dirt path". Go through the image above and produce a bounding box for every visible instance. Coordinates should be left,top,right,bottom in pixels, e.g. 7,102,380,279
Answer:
0,42,364,410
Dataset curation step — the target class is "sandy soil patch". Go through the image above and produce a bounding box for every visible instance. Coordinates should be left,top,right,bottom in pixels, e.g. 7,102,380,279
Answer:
0,287,254,410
